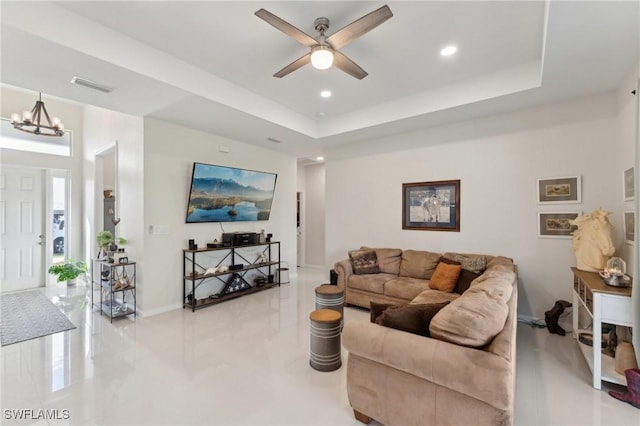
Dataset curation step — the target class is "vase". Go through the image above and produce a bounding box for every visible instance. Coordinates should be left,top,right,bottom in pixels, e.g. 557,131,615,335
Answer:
97,247,108,260
615,342,638,374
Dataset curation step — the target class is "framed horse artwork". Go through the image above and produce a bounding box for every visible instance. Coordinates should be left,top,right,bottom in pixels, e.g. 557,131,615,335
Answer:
402,180,460,231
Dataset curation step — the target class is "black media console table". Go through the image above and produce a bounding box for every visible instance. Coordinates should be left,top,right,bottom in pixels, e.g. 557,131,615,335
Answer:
182,241,281,311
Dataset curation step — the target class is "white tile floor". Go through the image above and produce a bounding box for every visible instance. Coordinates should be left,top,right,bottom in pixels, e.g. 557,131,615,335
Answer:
1,267,639,426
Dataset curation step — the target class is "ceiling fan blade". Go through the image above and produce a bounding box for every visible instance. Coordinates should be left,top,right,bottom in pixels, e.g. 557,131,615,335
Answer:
327,5,393,50
255,9,318,47
274,52,312,78
333,50,368,80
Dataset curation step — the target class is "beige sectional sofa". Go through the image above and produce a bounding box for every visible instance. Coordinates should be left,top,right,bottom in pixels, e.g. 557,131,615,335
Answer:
335,248,518,426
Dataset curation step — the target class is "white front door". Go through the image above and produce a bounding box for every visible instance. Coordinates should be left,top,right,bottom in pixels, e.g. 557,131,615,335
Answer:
0,166,45,292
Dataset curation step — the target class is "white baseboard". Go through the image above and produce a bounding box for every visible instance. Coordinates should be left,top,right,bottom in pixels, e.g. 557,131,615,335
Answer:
139,303,182,317
302,264,325,269
517,314,539,323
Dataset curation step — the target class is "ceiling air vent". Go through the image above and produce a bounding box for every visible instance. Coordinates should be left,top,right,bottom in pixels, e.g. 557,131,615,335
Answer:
70,76,113,93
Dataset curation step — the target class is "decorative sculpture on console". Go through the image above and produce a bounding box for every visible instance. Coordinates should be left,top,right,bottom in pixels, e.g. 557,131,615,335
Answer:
570,208,615,272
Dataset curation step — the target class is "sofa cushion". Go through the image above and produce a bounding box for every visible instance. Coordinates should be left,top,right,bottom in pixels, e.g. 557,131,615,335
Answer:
443,252,487,274
362,247,403,275
429,262,462,292
467,270,516,302
410,289,461,305
399,250,442,279
429,284,510,348
486,256,514,271
484,262,514,275
384,277,432,300
371,301,450,337
469,271,515,303
349,249,381,275
440,257,481,294
347,273,396,294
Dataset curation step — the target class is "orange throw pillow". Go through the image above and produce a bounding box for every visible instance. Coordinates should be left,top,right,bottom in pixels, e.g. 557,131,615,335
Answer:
430,262,462,293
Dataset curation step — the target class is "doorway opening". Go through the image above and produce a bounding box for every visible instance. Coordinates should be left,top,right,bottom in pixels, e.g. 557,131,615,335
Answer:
297,191,304,267
93,142,118,258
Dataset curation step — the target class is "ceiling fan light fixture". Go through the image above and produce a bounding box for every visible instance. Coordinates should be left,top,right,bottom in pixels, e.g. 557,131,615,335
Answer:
311,45,334,70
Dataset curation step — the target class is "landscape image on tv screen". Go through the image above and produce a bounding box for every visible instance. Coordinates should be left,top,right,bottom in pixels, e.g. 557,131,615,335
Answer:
186,163,277,223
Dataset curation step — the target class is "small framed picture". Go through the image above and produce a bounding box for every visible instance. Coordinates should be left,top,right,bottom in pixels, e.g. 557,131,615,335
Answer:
623,167,634,201
624,211,635,244
537,176,581,204
119,256,129,264
538,212,580,238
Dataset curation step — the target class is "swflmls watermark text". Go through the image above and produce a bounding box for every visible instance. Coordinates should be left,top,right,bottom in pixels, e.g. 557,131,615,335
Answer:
4,409,70,420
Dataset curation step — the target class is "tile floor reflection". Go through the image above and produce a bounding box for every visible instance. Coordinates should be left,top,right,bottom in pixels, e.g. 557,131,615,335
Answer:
1,268,639,425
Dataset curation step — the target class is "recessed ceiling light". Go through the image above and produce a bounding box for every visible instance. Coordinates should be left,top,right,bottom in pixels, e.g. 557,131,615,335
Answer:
440,45,457,57
317,112,327,117
320,90,332,98
316,156,324,161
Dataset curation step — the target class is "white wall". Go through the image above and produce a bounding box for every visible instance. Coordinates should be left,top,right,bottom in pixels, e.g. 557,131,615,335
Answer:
142,118,297,315
326,92,625,320
616,62,640,277
1,86,84,265
82,105,144,301
621,61,640,366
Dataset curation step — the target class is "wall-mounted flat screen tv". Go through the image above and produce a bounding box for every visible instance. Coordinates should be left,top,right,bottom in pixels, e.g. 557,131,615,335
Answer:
186,162,277,223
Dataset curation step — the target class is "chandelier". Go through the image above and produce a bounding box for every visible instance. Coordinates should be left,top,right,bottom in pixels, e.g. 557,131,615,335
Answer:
11,93,64,137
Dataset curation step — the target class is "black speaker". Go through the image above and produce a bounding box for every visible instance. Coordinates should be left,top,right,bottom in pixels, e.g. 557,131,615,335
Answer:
188,239,197,250
330,269,338,285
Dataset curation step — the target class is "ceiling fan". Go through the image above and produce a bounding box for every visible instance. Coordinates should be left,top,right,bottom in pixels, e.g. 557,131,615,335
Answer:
255,5,393,80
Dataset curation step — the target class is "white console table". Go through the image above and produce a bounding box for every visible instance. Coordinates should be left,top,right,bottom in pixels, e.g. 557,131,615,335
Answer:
571,267,633,389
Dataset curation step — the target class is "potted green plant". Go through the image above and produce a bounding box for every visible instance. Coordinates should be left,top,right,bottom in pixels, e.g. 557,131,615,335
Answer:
96,230,114,258
48,259,88,286
96,230,114,247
